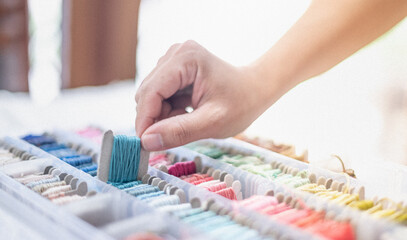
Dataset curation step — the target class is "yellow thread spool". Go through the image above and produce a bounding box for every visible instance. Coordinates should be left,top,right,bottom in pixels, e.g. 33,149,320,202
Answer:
349,200,374,210
366,203,383,214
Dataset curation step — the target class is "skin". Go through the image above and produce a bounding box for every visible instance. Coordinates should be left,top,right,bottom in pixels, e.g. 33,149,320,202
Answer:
135,0,407,151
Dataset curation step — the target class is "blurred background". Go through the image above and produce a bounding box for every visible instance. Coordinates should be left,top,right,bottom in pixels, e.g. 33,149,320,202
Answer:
1,0,407,184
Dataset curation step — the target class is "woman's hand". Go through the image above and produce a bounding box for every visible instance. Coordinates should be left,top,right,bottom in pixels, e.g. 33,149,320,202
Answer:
135,40,280,151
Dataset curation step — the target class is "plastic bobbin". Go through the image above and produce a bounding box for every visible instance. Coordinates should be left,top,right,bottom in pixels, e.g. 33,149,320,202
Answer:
51,168,62,177
233,182,242,199
357,186,365,200
209,202,225,215
58,173,68,181
86,190,97,197
223,174,234,187
330,180,340,191
325,178,333,189
219,172,229,182
206,167,215,177
317,176,327,186
190,197,201,208
151,178,162,187
167,153,177,164
212,170,221,180
275,193,285,203
174,189,186,204
308,173,317,184
284,195,293,205
157,180,167,190
158,165,168,173
265,189,274,196
202,199,216,211
64,175,74,185
193,156,202,173
218,206,231,216
44,166,54,175
66,181,88,196
164,184,173,195
70,178,79,189
337,182,345,192
147,176,157,185
142,174,151,184
201,166,210,174
97,130,114,182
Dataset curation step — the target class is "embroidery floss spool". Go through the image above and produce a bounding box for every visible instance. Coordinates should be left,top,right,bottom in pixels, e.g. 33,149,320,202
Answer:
8,163,91,206
0,144,37,165
51,195,86,205
187,143,387,224
21,134,99,176
237,194,356,240
76,126,104,144
149,153,174,168
97,130,149,183
171,200,265,240
168,161,196,177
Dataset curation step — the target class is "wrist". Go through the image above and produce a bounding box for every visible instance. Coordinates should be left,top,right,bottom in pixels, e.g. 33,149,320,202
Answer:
245,54,299,109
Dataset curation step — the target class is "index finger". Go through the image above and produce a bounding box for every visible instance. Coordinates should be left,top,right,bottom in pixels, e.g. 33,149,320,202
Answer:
135,60,193,137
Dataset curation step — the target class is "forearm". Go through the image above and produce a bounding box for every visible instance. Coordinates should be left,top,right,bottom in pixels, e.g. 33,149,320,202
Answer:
252,0,407,105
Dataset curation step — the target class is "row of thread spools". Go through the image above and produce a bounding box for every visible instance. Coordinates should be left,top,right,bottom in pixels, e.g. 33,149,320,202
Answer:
0,135,309,240
1,138,273,240
76,127,407,238
77,128,358,239
8,127,407,239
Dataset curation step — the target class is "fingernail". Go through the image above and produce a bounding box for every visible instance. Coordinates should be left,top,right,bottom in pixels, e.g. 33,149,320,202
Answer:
142,134,164,151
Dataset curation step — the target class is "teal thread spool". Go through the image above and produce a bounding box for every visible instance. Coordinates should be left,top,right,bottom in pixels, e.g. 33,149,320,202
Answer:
108,135,141,183
98,130,150,184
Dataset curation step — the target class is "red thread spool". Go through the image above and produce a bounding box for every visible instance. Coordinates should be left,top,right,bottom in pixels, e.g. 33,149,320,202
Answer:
168,161,196,177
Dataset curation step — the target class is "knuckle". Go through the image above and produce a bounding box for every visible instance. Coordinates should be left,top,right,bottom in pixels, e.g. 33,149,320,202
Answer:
183,40,198,48
179,40,200,54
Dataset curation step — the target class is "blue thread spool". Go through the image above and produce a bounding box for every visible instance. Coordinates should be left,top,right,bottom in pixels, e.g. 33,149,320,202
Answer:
48,148,78,158
40,143,68,152
26,176,59,188
79,164,98,173
22,133,98,176
108,135,141,183
148,195,180,208
22,135,56,146
138,191,165,200
110,181,142,189
62,155,93,167
128,185,160,196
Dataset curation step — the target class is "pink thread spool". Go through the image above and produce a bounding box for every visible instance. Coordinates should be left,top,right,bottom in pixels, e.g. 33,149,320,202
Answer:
262,203,291,215
191,177,214,185
149,154,171,167
215,187,237,200
181,173,207,181
204,182,227,192
168,161,196,177
76,127,103,144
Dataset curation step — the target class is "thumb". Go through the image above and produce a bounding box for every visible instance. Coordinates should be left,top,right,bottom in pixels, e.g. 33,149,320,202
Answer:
140,104,223,151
